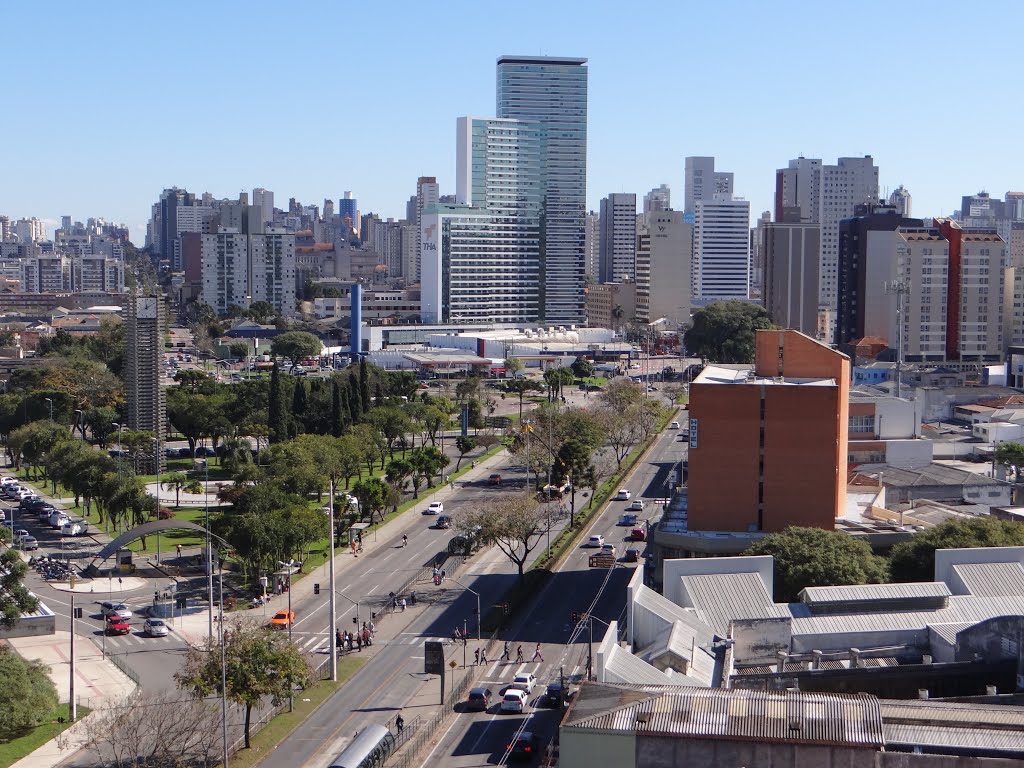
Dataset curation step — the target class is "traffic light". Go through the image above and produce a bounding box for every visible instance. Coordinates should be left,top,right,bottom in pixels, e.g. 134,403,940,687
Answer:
314,583,320,595
502,602,509,615
571,611,580,623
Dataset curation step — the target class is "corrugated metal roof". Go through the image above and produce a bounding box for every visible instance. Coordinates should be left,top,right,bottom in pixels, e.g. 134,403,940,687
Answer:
634,585,717,646
928,621,974,647
679,573,789,635
569,686,884,748
881,699,1024,755
953,562,1024,598
602,645,677,687
800,582,951,604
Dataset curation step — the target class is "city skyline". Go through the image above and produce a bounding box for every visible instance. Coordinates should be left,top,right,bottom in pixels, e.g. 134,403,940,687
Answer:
5,2,1024,239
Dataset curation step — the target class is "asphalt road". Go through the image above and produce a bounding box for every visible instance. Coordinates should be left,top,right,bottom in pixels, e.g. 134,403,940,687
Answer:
418,415,687,768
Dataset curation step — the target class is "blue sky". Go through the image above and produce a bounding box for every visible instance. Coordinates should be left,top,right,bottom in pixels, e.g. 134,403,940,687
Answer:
4,1,1022,241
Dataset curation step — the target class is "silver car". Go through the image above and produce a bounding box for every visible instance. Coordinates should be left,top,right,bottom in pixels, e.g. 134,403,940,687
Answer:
143,618,169,637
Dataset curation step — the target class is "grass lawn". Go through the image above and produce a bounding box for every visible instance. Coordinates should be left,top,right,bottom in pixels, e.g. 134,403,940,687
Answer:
579,376,609,387
226,657,365,768
0,704,87,768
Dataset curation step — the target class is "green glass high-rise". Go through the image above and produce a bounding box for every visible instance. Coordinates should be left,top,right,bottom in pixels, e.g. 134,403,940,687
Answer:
497,55,588,325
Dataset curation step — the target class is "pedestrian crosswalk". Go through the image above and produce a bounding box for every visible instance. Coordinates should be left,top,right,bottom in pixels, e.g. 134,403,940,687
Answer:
97,630,186,651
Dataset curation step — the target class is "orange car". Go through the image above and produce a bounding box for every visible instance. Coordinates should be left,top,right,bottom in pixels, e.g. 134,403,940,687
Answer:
269,610,295,629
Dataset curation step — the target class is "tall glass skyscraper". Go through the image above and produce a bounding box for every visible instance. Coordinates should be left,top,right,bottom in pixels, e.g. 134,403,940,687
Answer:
497,55,588,325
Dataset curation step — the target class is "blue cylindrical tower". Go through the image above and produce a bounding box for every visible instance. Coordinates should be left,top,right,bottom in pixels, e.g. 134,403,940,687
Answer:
350,283,363,364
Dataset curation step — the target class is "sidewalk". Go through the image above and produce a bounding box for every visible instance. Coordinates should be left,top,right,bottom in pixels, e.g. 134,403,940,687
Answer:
7,632,136,768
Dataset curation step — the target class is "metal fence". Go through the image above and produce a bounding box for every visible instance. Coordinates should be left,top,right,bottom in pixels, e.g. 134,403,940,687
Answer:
106,651,140,686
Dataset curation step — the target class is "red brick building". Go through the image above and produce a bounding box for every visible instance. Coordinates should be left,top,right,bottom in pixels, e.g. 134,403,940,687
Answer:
687,329,850,533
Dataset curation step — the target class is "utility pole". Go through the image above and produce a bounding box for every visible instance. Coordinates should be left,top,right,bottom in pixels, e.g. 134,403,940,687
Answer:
328,479,337,682
70,594,77,722
204,460,213,641
884,279,911,400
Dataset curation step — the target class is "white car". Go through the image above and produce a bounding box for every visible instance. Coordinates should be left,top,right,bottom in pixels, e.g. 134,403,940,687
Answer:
49,512,70,529
601,543,617,558
100,602,133,620
614,489,631,501
20,536,38,551
143,618,169,637
61,520,89,536
511,672,537,694
587,534,605,548
424,501,444,515
626,499,645,512
500,689,528,713
670,421,680,429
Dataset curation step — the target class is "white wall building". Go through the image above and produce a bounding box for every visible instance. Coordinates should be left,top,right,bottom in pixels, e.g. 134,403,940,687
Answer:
646,210,692,326
684,157,733,216
599,193,637,282
693,194,750,300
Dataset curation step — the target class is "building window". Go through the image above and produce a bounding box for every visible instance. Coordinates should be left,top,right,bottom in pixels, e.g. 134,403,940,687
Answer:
849,415,874,433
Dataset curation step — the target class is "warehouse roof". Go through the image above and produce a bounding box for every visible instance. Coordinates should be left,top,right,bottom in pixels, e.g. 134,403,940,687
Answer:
565,684,885,748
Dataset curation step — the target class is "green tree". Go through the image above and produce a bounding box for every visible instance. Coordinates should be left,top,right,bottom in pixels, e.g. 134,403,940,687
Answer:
176,619,311,749
453,495,547,581
246,300,277,325
0,549,40,629
745,527,888,602
352,476,390,523
996,442,1024,474
359,358,371,412
331,380,347,437
454,436,476,471
364,407,411,460
504,357,524,378
0,646,58,739
229,341,251,361
173,369,211,392
268,361,289,443
571,357,595,379
385,458,413,494
888,517,1024,583
683,300,776,363
270,331,322,370
551,438,596,528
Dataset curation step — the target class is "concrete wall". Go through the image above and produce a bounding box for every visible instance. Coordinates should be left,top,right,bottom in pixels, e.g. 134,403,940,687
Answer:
639,736,876,768
559,729,635,768
0,602,55,639
730,617,793,664
884,439,933,469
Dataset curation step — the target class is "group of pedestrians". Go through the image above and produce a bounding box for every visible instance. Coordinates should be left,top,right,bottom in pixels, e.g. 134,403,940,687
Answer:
335,621,375,653
476,641,543,665
432,566,447,585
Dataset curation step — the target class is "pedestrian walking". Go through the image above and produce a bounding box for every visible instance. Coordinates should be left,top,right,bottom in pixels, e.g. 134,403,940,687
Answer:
368,619,375,636
356,632,362,651
336,629,343,649
362,627,370,646
516,645,524,663
441,569,447,582
479,648,487,664
176,543,182,558
532,643,544,662
500,641,510,661
396,713,404,734
400,597,407,611
474,647,480,665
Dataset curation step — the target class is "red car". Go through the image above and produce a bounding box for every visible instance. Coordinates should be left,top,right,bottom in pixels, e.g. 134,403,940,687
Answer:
630,527,647,542
106,616,131,635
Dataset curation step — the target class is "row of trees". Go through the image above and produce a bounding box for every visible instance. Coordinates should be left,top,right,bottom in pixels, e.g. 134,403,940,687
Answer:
747,517,1024,602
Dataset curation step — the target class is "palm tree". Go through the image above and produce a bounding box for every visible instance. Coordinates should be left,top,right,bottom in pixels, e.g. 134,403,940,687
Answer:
221,435,253,476
611,304,625,336
163,472,189,506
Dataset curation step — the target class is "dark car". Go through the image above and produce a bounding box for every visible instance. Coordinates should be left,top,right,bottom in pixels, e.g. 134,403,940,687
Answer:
435,515,452,530
624,548,641,563
540,682,565,708
508,732,539,761
488,474,502,485
466,687,493,712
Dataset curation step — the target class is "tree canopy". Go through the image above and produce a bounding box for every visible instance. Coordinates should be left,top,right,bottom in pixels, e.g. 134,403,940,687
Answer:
745,526,888,602
683,300,775,364
453,495,548,580
270,331,322,369
889,517,1024,583
176,619,310,749
0,645,58,739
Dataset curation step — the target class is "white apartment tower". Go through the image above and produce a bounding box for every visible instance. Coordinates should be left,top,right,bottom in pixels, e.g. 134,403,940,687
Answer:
200,230,295,317
599,193,637,282
693,194,750,300
584,212,600,280
412,177,440,282
645,210,692,326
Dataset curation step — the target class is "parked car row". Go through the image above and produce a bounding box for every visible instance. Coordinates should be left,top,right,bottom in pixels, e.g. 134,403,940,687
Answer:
1,476,89,551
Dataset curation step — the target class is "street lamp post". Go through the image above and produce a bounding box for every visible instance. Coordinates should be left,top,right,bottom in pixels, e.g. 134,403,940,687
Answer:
45,397,53,423
278,560,298,711
201,459,213,640
218,562,229,768
328,479,337,683
112,423,123,482
449,577,481,641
